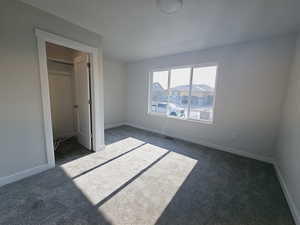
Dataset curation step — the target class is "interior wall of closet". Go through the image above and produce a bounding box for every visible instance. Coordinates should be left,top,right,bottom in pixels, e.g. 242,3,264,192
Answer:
46,43,76,139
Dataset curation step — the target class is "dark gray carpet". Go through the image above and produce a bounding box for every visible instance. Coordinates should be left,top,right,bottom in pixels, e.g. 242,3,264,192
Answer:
0,125,295,225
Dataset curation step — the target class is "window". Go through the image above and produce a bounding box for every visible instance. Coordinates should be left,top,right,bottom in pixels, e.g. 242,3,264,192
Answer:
150,71,169,114
149,65,217,123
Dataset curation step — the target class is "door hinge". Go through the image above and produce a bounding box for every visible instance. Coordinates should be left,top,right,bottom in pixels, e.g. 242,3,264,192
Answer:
87,62,91,68
88,99,92,104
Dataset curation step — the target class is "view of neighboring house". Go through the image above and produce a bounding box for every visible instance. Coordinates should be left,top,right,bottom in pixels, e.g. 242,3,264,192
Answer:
151,82,215,120
152,82,214,107
151,82,168,103
169,84,214,107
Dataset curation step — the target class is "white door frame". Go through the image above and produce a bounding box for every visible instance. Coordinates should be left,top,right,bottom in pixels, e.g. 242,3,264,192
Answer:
35,29,105,168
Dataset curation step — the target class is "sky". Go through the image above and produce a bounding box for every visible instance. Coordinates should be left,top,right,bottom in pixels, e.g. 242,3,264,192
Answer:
153,66,217,90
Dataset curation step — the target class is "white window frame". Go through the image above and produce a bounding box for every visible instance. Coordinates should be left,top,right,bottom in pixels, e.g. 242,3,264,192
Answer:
148,63,219,124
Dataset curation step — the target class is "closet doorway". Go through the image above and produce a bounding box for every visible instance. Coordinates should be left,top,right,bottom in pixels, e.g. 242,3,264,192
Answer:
36,29,104,168
46,42,93,164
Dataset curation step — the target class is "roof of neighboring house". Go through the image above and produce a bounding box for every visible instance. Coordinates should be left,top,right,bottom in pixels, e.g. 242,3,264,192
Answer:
152,82,165,91
152,83,214,93
171,84,214,92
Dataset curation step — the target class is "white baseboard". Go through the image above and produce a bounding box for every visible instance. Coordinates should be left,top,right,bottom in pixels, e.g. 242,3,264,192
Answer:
104,122,126,130
274,163,300,225
123,122,274,164
0,163,52,187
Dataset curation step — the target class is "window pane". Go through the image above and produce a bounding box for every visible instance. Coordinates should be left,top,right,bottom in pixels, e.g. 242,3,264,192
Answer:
189,66,217,121
151,71,169,114
169,68,191,118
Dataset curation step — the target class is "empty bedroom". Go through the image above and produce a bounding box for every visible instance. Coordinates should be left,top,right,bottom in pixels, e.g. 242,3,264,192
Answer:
1,0,300,224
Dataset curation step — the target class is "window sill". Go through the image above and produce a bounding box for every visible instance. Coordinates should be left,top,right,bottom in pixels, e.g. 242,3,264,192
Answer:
147,112,214,125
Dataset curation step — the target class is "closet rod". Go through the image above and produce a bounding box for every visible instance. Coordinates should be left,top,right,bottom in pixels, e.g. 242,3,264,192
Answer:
47,58,73,66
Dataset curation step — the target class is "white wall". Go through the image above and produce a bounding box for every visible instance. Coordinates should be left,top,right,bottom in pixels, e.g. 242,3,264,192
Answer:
127,35,296,161
276,33,300,223
0,0,103,179
103,59,127,128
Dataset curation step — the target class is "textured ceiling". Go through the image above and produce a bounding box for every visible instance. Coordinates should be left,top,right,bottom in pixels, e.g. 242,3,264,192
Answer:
21,0,300,62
